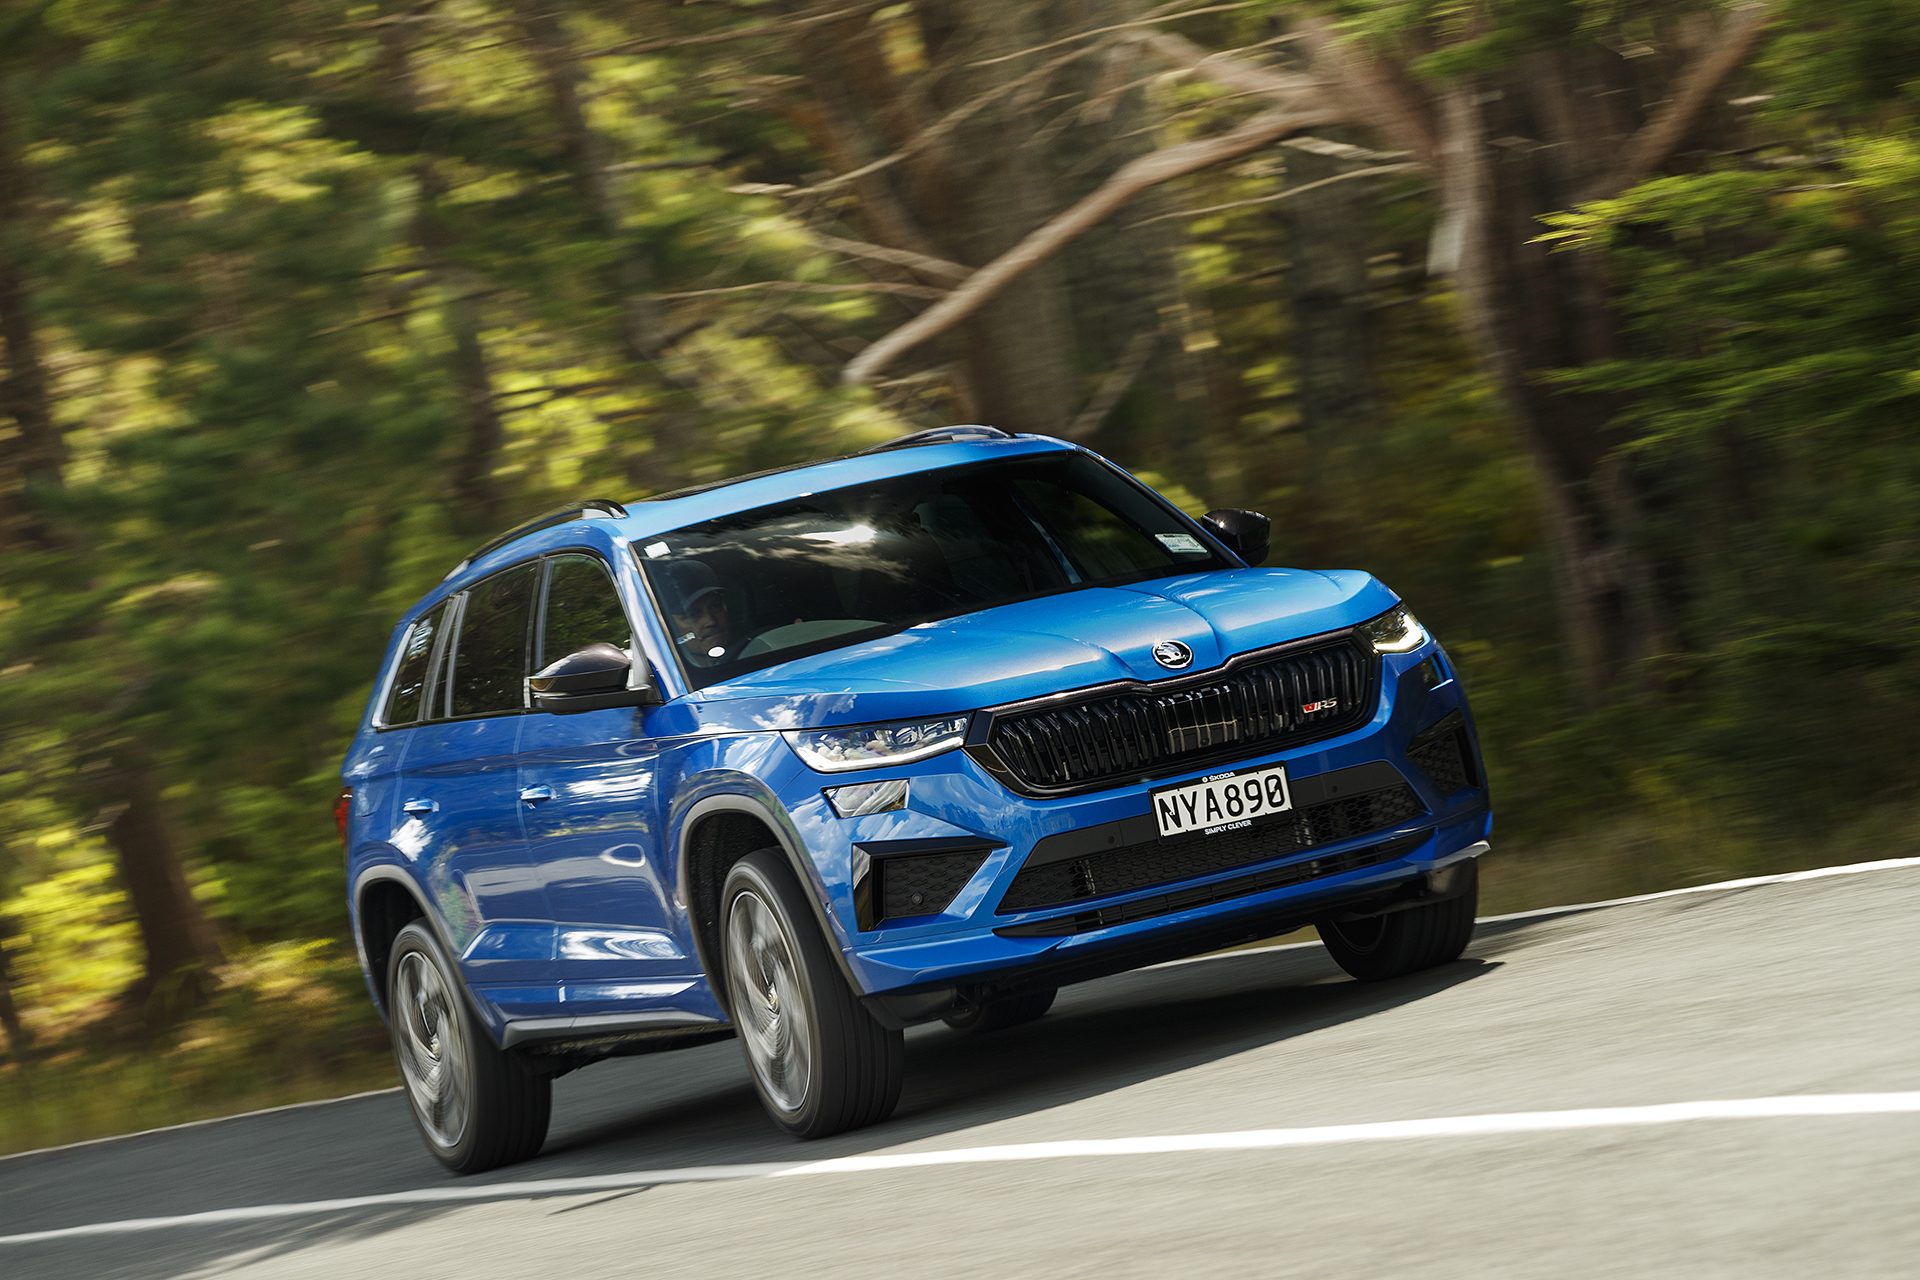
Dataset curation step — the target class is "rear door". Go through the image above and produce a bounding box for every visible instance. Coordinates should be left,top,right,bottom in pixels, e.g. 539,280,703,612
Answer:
517,553,688,986
395,562,546,976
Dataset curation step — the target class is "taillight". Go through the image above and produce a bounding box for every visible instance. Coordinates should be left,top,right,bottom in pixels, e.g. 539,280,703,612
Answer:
334,788,354,850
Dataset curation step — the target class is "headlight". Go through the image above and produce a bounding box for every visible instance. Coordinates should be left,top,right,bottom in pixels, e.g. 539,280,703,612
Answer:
785,715,971,772
1360,604,1428,653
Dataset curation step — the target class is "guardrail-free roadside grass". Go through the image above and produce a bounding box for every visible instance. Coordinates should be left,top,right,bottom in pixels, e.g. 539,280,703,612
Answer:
1478,799,1919,917
0,942,391,1158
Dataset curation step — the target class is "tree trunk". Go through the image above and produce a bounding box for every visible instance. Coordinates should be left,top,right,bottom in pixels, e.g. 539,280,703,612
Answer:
1040,0,1208,467
786,5,951,270
1,90,221,1028
1436,50,1679,702
0,91,65,551
512,2,700,485
910,0,1080,434
378,10,505,530
1279,132,1380,446
0,917,32,1067
104,759,223,1026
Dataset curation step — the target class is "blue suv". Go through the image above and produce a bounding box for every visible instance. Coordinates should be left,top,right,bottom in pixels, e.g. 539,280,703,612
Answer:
340,427,1491,1172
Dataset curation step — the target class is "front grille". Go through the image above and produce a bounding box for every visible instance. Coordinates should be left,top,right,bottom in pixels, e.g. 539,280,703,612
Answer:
997,834,1425,938
999,782,1426,913
1408,712,1477,796
976,636,1379,795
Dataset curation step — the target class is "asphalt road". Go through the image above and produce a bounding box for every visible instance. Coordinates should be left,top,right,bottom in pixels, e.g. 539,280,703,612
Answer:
4,861,1918,1278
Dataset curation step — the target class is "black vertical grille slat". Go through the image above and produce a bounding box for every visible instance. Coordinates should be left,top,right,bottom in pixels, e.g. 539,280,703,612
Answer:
1259,662,1287,737
1228,672,1255,747
1282,656,1306,734
978,636,1380,796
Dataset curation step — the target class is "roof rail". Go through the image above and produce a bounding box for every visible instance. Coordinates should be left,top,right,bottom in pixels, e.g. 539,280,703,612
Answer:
444,498,629,580
858,424,1012,454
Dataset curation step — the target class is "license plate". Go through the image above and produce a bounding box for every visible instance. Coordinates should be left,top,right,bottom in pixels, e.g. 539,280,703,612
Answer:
1151,764,1292,838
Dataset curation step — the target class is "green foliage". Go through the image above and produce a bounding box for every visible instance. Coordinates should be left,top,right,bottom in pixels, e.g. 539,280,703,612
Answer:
1536,133,1920,816
0,939,390,1155
0,0,911,1003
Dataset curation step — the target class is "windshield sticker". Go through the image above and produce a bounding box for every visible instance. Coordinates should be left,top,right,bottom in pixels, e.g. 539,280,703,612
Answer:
1156,533,1209,555
644,541,670,559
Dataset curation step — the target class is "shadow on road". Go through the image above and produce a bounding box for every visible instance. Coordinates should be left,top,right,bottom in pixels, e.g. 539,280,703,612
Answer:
2,932,1512,1279
542,945,1499,1166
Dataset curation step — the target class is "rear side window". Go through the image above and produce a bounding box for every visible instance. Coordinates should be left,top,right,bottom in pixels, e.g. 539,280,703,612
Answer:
448,564,539,718
539,555,632,667
381,602,448,726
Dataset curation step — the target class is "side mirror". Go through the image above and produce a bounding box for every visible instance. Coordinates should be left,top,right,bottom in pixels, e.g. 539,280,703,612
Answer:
528,643,661,714
1200,508,1272,566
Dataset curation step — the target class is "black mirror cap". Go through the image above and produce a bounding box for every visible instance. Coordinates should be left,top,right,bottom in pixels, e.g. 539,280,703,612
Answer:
528,643,661,714
1200,508,1272,566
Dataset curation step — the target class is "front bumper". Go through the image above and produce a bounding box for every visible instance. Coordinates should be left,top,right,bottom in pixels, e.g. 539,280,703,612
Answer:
781,640,1492,1011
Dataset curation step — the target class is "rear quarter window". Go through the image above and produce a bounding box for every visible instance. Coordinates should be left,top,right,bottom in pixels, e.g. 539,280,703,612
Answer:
381,602,448,726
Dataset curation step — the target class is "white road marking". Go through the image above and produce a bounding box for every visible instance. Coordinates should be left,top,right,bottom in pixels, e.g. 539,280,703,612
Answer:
1476,855,1920,923
1154,854,1920,968
5,1092,1918,1247
6,855,1916,1166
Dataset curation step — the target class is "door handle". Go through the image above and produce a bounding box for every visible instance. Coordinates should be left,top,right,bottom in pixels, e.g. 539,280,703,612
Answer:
402,798,439,816
519,784,555,806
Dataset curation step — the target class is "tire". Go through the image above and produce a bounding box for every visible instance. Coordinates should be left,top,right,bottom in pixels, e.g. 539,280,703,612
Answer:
387,921,551,1174
943,987,1057,1034
1318,859,1480,982
720,849,904,1139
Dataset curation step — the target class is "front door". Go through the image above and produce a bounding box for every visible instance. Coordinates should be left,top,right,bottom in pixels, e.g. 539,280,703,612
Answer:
517,553,690,1003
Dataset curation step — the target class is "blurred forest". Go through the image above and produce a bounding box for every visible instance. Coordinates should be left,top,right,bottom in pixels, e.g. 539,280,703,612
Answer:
1,0,1917,1146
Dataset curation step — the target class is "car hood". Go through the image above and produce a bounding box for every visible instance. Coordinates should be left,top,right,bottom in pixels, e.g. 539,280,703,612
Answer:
678,567,1397,732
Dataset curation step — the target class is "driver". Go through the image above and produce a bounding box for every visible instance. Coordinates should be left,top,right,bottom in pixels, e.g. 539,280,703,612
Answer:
679,583,741,668
657,559,742,668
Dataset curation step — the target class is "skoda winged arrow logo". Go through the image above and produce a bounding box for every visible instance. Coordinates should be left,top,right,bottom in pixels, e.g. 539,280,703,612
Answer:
1151,640,1194,670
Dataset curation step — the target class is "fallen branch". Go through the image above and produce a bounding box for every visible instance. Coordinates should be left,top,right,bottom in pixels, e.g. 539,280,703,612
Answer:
843,103,1342,386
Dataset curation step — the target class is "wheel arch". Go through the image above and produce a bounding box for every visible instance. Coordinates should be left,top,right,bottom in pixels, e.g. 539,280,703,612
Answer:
352,867,442,1023
675,792,862,1005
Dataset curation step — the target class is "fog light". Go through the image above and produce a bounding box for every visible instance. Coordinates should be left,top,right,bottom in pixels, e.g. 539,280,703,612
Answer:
825,779,909,818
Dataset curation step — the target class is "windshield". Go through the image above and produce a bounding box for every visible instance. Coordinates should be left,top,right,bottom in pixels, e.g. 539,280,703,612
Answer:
637,453,1230,687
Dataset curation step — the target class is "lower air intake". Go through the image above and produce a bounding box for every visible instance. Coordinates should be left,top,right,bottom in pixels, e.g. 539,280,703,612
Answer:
999,782,1427,914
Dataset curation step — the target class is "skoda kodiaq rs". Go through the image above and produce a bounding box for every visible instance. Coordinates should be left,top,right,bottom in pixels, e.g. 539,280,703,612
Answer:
339,426,1492,1172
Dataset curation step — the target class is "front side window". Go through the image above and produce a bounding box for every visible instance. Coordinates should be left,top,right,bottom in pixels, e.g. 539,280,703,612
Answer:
448,563,539,717
638,453,1227,688
381,601,448,726
539,555,632,667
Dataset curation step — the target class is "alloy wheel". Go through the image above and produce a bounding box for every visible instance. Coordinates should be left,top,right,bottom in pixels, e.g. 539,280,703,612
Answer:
725,888,814,1114
393,949,470,1149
